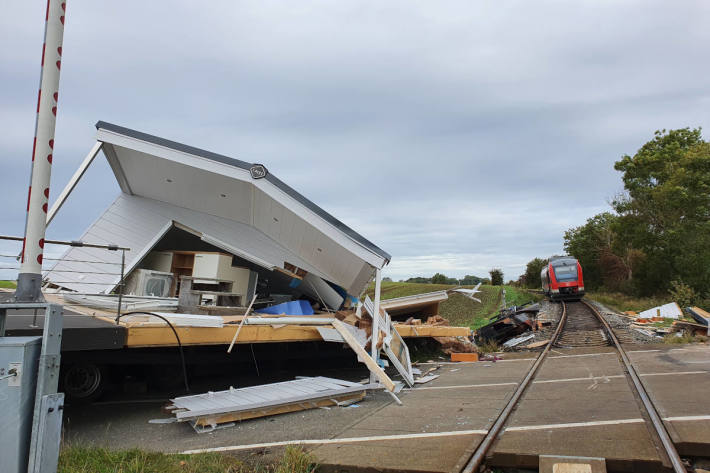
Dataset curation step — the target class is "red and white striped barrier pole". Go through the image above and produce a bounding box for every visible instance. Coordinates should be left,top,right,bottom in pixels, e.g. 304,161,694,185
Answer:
16,0,67,302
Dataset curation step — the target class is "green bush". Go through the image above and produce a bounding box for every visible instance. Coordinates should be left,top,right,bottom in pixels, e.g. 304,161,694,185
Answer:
489,268,503,286
668,280,698,307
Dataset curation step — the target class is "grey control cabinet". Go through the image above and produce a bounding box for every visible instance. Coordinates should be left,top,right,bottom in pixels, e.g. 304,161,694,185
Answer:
0,336,41,473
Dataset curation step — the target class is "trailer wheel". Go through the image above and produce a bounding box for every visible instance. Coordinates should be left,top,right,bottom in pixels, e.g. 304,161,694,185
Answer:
62,363,106,403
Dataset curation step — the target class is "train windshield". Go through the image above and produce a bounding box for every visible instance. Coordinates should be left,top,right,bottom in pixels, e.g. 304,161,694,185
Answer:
552,260,578,282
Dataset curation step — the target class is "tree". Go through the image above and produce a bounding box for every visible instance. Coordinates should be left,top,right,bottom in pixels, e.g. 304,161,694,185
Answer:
405,277,431,284
461,274,485,285
489,268,503,286
613,128,710,294
431,273,448,284
382,277,392,282
523,257,548,289
564,212,618,291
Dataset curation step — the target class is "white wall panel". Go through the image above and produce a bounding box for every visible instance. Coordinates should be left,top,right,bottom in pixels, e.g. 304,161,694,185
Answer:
46,193,374,295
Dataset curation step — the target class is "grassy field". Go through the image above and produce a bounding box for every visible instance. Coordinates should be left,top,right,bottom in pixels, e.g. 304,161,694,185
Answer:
365,282,542,330
586,291,668,313
0,280,16,289
58,445,315,473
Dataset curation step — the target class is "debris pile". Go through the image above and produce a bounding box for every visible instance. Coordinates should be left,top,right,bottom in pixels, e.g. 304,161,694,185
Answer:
475,303,542,349
592,300,709,341
165,376,382,433
434,336,477,354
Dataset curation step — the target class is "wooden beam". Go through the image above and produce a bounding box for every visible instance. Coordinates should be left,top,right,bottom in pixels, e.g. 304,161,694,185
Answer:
125,325,322,347
394,325,470,337
120,318,469,347
332,320,395,392
195,392,365,426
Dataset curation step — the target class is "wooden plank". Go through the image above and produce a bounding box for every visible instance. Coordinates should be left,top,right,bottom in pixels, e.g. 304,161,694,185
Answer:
274,266,303,280
395,325,470,337
691,306,710,318
526,339,550,349
125,324,323,347
332,320,396,392
195,392,365,426
227,293,258,353
123,319,468,347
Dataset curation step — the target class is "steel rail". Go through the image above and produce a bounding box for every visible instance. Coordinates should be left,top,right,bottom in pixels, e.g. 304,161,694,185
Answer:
581,300,686,473
460,302,569,473
0,234,129,251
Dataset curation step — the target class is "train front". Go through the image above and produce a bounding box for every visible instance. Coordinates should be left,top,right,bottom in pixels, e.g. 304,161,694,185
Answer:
548,257,585,301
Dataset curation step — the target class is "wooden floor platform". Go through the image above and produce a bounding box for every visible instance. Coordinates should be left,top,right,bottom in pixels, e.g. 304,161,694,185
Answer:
3,293,470,350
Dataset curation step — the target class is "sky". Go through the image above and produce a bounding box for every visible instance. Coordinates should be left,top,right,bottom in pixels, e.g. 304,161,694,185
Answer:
1,1,709,282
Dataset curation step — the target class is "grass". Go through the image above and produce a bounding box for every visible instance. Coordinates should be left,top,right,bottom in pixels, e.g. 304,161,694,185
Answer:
365,281,457,299
58,445,316,473
468,285,542,331
365,282,542,330
586,291,667,313
58,446,242,473
274,446,317,473
663,331,695,344
0,280,16,289
502,285,543,307
477,339,500,353
366,282,502,328
651,318,676,328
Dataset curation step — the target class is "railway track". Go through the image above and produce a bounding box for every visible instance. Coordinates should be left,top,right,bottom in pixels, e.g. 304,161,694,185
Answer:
460,299,687,473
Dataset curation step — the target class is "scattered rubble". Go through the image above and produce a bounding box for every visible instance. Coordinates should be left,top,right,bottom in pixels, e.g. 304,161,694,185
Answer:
426,315,450,326
475,303,540,349
687,307,710,334
434,336,477,354
588,300,662,343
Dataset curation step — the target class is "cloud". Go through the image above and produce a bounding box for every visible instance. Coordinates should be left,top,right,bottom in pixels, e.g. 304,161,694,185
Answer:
1,0,708,283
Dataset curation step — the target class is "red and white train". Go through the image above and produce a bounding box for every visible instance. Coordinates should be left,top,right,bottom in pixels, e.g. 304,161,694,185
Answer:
541,256,585,301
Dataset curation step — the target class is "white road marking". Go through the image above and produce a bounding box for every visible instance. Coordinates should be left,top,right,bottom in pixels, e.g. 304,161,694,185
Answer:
415,370,708,390
414,347,708,366
664,415,710,422
505,418,645,432
414,381,518,390
535,375,623,384
548,352,617,359
641,370,708,376
181,414,710,455
181,429,489,454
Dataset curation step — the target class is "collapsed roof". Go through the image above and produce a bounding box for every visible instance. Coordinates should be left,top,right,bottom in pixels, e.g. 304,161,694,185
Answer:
44,121,390,297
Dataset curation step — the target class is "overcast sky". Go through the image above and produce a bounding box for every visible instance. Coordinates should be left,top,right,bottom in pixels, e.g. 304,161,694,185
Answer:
2,1,709,282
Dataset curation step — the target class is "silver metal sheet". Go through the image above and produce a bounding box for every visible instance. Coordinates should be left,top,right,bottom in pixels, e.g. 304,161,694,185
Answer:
317,327,345,342
171,377,380,421
28,393,64,473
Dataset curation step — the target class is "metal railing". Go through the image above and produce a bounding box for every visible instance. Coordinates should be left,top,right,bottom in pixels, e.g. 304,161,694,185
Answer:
0,235,130,319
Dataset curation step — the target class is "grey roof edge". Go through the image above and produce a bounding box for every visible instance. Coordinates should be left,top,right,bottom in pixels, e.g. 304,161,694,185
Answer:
95,120,391,263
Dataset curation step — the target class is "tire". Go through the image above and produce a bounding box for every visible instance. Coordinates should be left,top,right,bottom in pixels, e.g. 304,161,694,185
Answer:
62,363,106,403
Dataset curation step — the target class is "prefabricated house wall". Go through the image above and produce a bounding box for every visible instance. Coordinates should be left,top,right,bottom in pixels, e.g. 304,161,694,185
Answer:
44,193,375,298
44,121,390,305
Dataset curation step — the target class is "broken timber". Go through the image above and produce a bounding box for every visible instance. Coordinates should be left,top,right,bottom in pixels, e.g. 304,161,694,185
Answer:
168,376,382,432
362,296,415,387
332,320,396,392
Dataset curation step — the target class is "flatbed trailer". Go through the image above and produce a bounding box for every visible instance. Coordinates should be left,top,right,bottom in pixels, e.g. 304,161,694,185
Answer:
3,292,469,402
